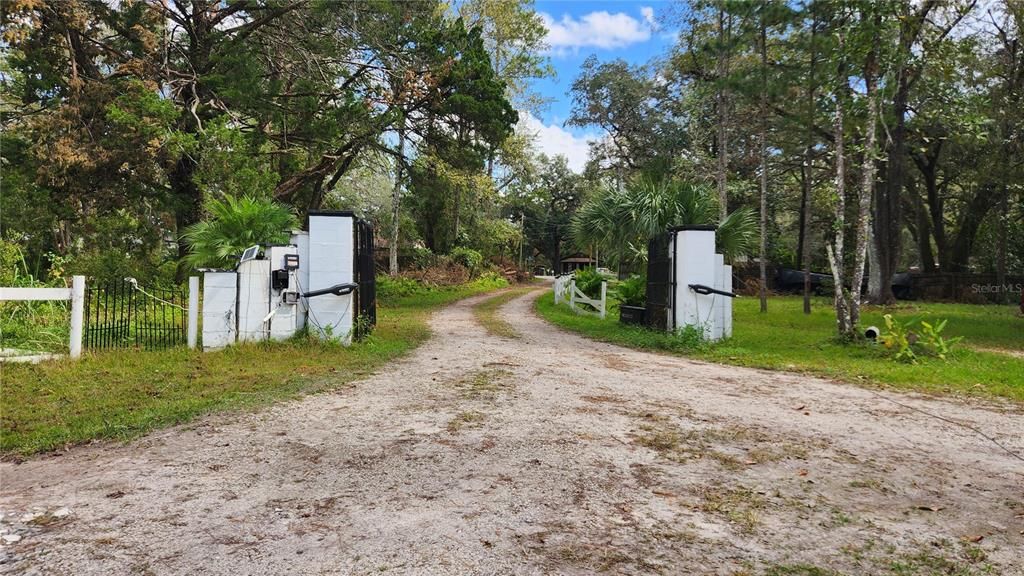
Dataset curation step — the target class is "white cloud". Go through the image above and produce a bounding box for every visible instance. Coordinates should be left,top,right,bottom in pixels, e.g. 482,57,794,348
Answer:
540,8,656,50
517,111,595,173
640,6,658,30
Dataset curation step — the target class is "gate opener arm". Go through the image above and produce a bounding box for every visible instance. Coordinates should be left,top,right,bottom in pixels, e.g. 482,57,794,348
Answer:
302,283,358,298
688,284,737,298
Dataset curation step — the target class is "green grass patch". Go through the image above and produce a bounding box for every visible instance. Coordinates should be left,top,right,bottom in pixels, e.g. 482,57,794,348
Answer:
536,293,1024,402
472,286,538,338
1,275,507,456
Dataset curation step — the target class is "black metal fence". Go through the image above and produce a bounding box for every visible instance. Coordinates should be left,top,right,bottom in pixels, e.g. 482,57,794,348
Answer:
354,219,377,338
645,234,672,330
84,280,188,350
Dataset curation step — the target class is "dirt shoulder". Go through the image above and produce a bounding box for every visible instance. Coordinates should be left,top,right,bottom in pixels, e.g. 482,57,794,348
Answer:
1,288,1022,575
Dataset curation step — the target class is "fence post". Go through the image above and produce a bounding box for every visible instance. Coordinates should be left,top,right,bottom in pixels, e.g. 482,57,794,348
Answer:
69,275,85,358
600,281,607,319
188,276,199,349
569,279,576,311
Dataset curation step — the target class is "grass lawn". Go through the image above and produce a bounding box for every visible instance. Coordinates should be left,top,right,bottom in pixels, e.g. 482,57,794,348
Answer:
1,277,507,456
536,293,1024,402
472,286,539,338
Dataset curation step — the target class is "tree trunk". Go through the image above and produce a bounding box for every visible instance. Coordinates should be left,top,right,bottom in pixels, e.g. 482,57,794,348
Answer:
949,186,998,272
849,27,879,330
827,33,850,337
715,7,730,222
910,176,936,272
801,14,817,315
873,18,920,305
867,220,881,297
911,149,943,272
758,19,768,313
171,154,203,282
389,126,405,276
996,190,1008,303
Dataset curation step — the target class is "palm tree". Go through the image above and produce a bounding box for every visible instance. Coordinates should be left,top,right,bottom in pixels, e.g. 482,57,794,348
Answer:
182,196,299,269
572,179,756,266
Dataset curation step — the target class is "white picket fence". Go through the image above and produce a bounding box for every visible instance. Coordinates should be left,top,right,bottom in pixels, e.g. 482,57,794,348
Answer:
554,274,607,319
0,276,86,358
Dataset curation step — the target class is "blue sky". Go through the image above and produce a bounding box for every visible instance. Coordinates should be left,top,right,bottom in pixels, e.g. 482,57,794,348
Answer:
519,1,678,171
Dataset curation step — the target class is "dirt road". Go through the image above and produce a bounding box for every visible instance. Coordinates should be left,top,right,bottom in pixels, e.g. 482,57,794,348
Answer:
2,288,1022,575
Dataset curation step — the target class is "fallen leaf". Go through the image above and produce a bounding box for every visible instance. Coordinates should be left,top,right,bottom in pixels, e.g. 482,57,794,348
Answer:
916,505,944,512
793,404,806,411
797,469,809,476
961,534,984,543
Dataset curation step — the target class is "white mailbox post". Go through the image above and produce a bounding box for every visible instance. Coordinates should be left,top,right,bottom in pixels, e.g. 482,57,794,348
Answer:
666,226,734,342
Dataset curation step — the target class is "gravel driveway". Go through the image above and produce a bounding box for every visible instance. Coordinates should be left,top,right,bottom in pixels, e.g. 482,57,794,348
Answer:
2,288,1022,575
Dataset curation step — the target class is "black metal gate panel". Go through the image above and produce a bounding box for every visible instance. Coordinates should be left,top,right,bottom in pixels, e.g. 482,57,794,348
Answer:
645,234,671,331
84,280,187,350
354,219,377,338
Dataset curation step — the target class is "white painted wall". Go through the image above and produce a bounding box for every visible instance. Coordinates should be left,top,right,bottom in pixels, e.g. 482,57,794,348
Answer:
307,214,355,344
202,271,237,350
672,228,717,340
289,231,310,331
712,253,725,341
267,245,299,341
237,259,270,342
723,264,733,339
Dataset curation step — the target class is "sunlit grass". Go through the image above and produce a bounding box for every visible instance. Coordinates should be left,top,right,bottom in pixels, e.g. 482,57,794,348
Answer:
536,294,1024,402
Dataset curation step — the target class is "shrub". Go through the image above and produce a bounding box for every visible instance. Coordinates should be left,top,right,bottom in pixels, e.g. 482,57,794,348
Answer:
879,314,963,364
376,275,430,301
410,247,437,270
573,268,605,299
615,275,646,307
182,195,298,269
450,246,483,276
467,271,509,292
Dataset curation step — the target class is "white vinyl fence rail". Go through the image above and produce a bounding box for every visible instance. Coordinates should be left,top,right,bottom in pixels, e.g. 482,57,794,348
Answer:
0,275,85,358
553,274,607,319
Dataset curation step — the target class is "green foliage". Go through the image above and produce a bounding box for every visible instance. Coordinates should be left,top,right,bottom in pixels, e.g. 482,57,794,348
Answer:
572,178,757,266
193,121,280,199
410,247,438,270
450,246,484,275
0,239,71,353
615,275,647,307
919,319,963,360
880,314,918,364
507,154,582,271
573,268,605,299
880,314,964,364
182,196,299,269
466,271,510,292
376,275,431,300
568,57,688,176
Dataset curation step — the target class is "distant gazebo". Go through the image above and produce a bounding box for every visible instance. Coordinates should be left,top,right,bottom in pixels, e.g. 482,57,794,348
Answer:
560,253,595,274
